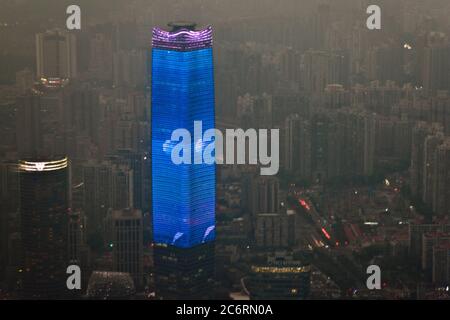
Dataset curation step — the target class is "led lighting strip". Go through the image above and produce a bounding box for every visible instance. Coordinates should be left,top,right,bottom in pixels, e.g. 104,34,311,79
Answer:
152,26,213,51
18,157,68,172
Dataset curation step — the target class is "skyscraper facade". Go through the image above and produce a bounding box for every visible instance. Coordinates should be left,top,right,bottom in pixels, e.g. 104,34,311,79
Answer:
245,252,311,300
151,22,216,299
36,29,77,80
108,208,144,289
151,22,216,248
19,157,70,299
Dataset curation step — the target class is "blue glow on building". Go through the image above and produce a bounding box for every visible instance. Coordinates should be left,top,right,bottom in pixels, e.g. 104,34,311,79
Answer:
151,25,216,248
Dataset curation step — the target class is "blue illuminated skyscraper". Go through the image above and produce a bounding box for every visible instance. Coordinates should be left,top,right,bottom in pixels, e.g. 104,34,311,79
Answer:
151,22,216,299
151,22,216,248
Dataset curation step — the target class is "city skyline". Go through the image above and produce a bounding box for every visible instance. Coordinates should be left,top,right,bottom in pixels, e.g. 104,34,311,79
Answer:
1,0,450,303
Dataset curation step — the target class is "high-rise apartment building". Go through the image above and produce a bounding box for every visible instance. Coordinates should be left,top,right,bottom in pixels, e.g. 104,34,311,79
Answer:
410,122,443,199
434,139,450,215
284,114,311,178
421,32,450,94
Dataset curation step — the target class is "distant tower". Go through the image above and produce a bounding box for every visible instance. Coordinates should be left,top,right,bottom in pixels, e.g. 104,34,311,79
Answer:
422,32,450,94
36,29,77,80
151,22,216,299
108,208,144,289
81,160,134,234
19,157,70,299
250,176,280,216
284,114,311,178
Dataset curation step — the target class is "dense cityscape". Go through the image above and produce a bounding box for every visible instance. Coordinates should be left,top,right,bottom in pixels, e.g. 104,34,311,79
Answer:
1,0,450,301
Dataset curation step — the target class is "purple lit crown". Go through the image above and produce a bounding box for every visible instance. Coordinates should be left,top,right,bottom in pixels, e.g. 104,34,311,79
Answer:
152,26,212,51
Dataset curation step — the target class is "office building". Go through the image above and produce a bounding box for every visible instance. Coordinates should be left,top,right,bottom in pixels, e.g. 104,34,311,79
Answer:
255,213,294,248
249,176,280,216
81,160,134,233
244,252,310,300
36,29,77,80
151,22,216,299
19,157,70,299
108,208,143,289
